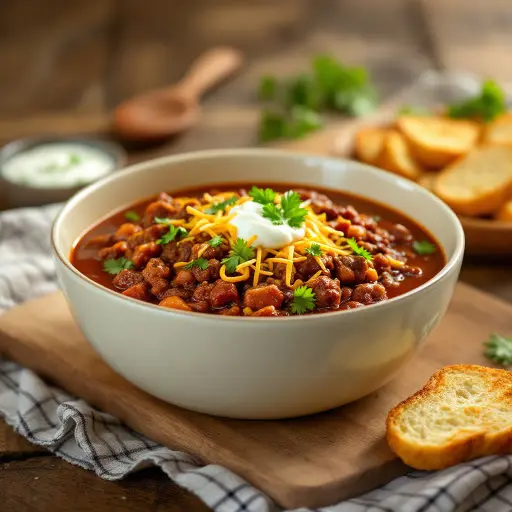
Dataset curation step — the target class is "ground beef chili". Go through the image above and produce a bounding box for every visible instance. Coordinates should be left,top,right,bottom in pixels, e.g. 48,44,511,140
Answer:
71,184,445,316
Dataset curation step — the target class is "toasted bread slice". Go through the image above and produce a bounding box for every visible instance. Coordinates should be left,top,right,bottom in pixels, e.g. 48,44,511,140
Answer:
484,114,512,147
387,365,512,470
434,145,512,216
377,130,422,181
496,200,512,222
418,172,438,192
397,115,480,169
354,127,386,165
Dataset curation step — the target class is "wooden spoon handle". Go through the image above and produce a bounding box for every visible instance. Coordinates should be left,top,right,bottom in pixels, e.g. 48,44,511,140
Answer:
177,47,244,98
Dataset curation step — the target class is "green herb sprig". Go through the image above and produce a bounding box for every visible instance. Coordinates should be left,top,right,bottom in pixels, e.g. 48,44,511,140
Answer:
347,238,373,261
412,240,436,256
248,186,277,205
257,189,307,229
305,243,323,257
207,236,224,248
124,210,141,222
156,225,188,245
484,333,512,366
205,196,238,214
221,238,255,274
290,285,316,315
103,257,134,275
184,258,209,271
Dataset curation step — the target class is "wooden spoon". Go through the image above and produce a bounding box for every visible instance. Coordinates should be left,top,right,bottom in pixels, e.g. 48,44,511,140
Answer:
113,46,244,141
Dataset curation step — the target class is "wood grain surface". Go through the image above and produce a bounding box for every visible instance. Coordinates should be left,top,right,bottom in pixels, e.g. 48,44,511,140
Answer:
0,284,510,509
1,0,512,510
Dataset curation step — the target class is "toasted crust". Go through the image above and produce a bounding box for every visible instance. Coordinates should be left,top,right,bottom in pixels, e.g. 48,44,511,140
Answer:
354,127,386,165
434,145,512,216
397,115,480,169
386,365,512,470
418,172,438,192
484,114,512,147
377,130,422,181
496,200,512,222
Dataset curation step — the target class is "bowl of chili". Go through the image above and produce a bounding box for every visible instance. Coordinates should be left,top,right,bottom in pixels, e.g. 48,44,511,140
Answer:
52,149,464,419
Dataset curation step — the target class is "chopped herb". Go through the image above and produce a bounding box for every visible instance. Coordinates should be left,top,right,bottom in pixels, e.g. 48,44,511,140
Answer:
221,238,255,274
373,215,381,222
447,80,506,122
205,195,238,214
69,153,81,165
398,105,430,116
260,190,307,228
207,236,223,248
305,243,323,257
347,237,373,261
258,110,288,142
484,333,512,366
259,75,278,101
280,190,308,228
290,285,316,314
248,186,277,205
285,106,323,139
103,257,134,275
124,210,141,222
154,217,173,225
286,74,322,110
156,225,188,245
413,240,436,256
184,258,209,271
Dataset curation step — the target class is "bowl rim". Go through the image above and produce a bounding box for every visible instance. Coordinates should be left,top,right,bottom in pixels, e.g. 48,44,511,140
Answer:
0,135,127,192
52,147,465,323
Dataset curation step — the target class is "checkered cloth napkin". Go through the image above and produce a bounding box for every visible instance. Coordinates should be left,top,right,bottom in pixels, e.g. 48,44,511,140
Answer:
1,205,512,512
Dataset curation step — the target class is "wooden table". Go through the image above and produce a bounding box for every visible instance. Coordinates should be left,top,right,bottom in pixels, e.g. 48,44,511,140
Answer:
1,0,512,510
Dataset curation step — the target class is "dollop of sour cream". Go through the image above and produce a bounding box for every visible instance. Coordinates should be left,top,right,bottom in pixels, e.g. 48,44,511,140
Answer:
229,200,305,249
2,143,115,188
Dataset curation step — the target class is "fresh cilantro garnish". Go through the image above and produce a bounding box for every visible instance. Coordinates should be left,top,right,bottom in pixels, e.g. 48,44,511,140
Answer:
154,217,173,224
347,237,373,261
184,258,209,271
287,74,322,110
221,238,255,274
260,190,308,228
484,333,512,365
412,240,436,256
103,257,134,275
259,110,287,142
124,210,141,222
261,203,284,225
69,153,81,165
305,243,323,257
447,80,506,122
285,106,323,139
248,186,277,205
205,196,238,214
373,215,381,222
259,76,277,101
207,236,223,248
398,105,430,116
290,285,316,315
156,225,188,245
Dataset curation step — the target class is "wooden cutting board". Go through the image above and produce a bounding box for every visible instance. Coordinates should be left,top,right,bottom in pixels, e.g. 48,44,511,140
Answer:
0,283,509,509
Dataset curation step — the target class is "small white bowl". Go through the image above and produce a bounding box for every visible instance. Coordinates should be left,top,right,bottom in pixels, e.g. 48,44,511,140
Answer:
52,149,464,419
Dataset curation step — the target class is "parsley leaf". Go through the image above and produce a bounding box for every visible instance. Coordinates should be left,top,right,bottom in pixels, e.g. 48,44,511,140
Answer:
156,225,188,245
184,258,209,271
207,236,223,248
413,240,436,256
205,196,238,214
221,238,255,274
261,203,284,225
154,217,173,224
286,75,322,110
280,191,308,228
248,186,277,205
347,237,373,261
103,257,134,275
124,210,141,222
447,80,506,122
285,106,323,139
305,243,323,257
259,110,288,142
259,75,277,101
484,333,512,366
290,285,316,315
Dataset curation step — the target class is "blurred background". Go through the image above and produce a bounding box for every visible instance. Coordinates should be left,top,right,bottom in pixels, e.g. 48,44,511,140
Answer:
2,0,511,163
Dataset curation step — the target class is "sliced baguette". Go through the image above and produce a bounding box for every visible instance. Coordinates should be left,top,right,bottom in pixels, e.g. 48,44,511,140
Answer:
496,200,512,222
377,130,422,181
484,114,512,147
397,115,480,169
354,127,386,166
418,172,438,192
434,145,512,216
386,365,512,471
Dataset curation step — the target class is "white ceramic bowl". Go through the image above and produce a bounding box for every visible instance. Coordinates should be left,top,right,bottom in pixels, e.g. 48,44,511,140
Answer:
52,149,464,419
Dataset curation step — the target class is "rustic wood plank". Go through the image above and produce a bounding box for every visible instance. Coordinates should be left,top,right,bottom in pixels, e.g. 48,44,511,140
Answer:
0,457,210,511
0,421,49,458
